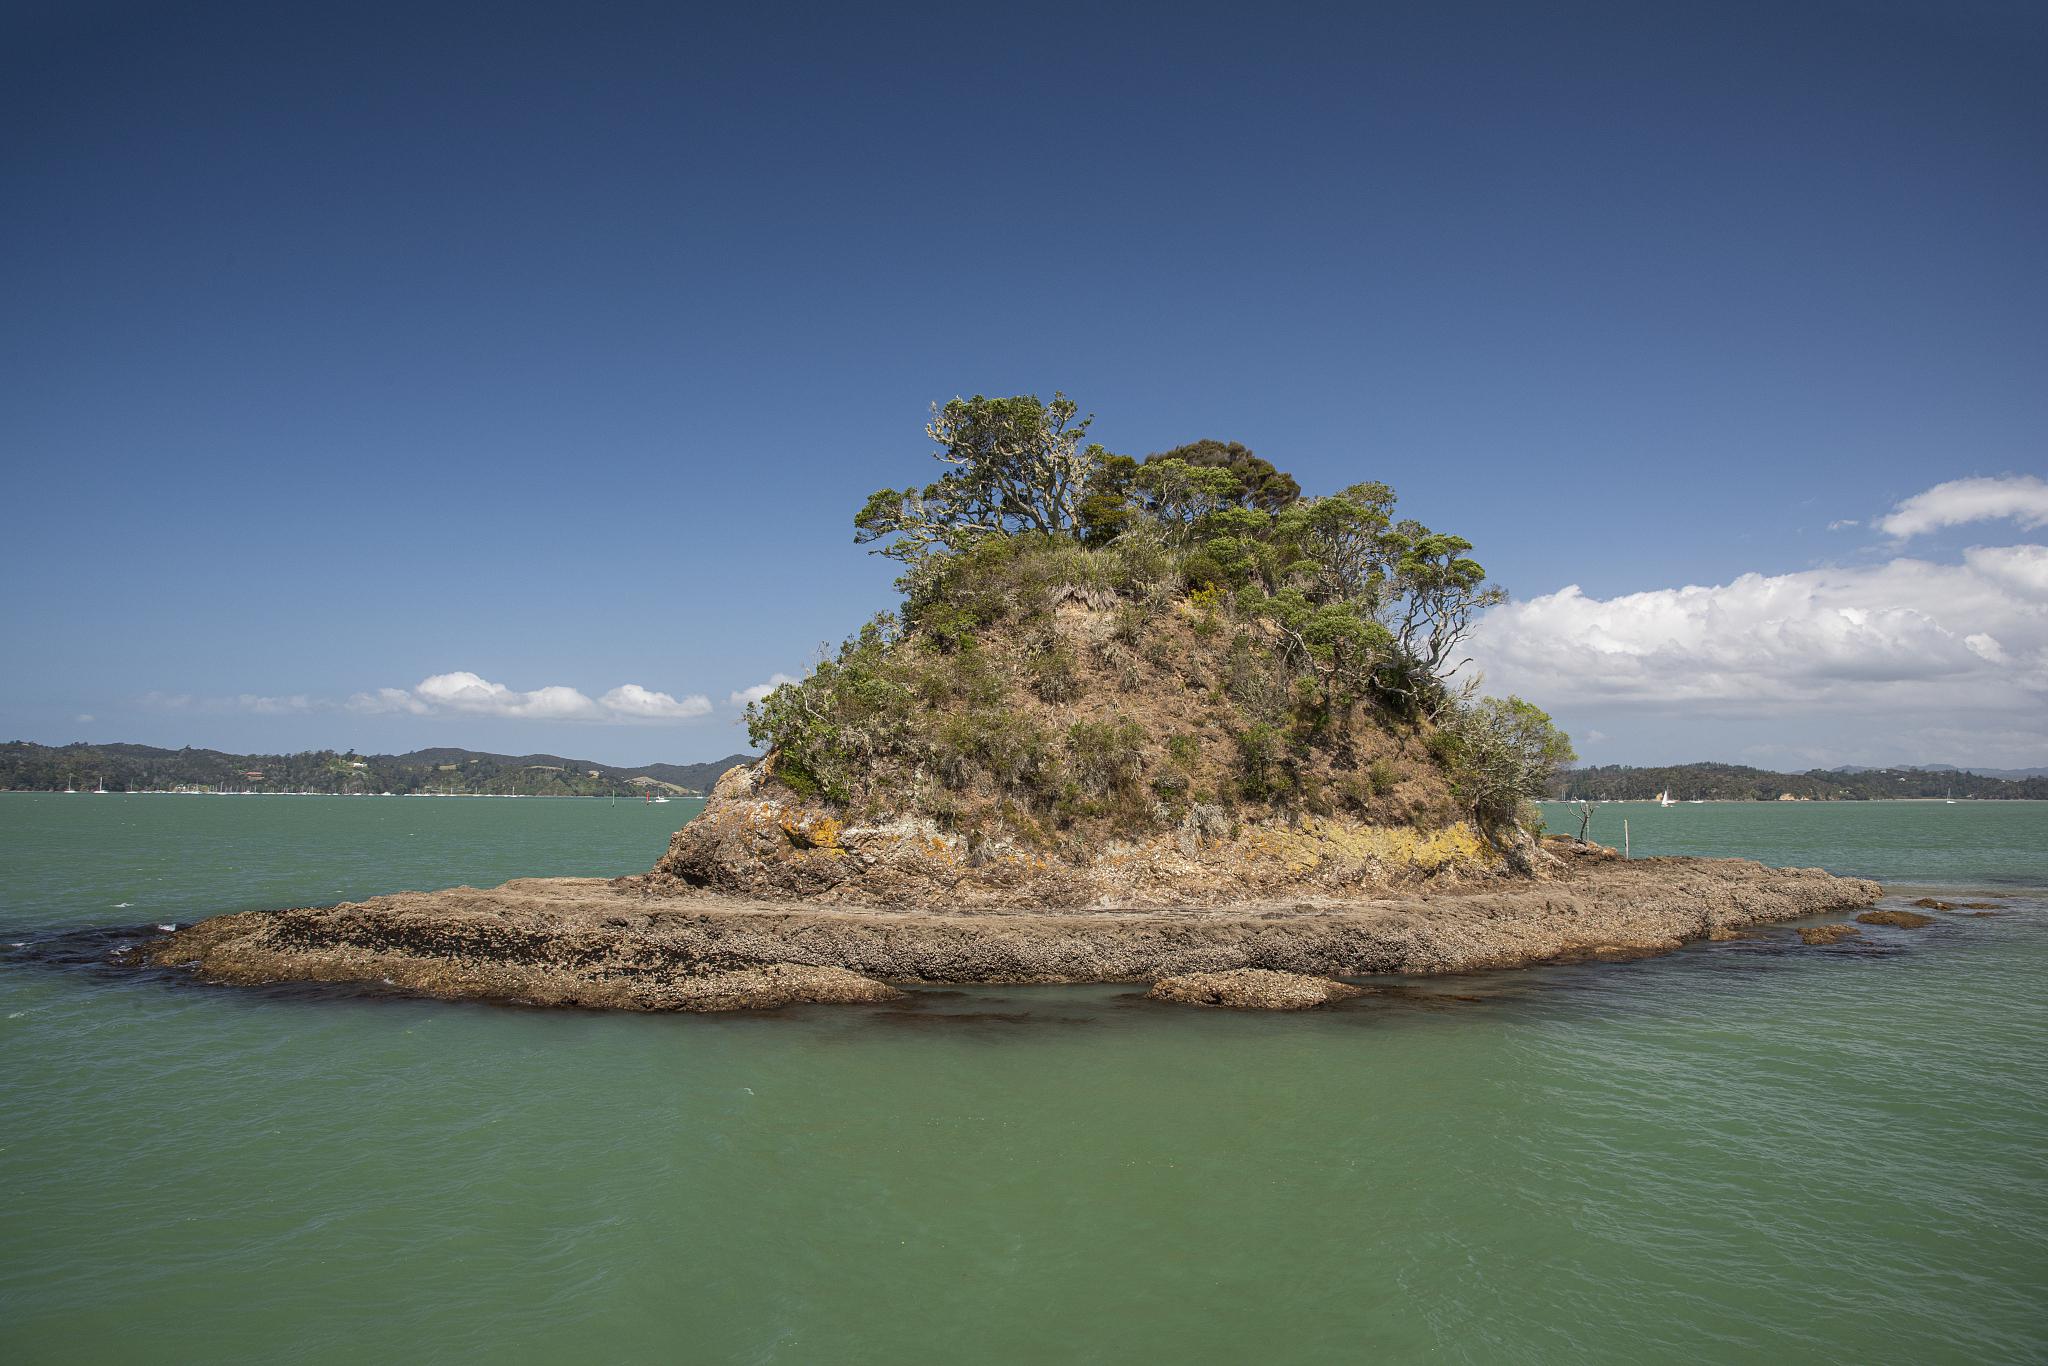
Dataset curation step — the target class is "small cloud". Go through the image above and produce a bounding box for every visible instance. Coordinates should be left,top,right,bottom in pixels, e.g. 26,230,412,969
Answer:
408,672,602,720
1582,729,1608,744
74,713,94,723
1877,474,2048,539
235,693,317,715
727,673,799,708
1965,633,2009,664
600,683,712,720
346,672,710,724
347,687,430,716
1826,519,1858,531
1967,543,2048,596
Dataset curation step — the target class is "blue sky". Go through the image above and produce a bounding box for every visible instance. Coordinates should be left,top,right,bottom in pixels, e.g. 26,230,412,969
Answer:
5,0,2044,767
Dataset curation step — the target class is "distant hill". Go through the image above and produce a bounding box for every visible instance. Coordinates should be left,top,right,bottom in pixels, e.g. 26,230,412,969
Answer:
0,741,757,797
1830,763,2048,780
1554,762,2048,802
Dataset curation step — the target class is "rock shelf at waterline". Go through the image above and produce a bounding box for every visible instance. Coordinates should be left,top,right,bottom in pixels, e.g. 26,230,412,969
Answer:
133,853,1880,1012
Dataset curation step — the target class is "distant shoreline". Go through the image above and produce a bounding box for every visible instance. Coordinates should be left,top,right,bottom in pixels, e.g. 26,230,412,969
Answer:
0,789,703,799
1541,796,2030,805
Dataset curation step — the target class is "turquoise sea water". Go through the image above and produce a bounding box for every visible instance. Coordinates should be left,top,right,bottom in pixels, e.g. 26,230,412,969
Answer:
2,794,2043,1364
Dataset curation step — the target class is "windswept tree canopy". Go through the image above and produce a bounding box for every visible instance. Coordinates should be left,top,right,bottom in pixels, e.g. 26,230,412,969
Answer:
1150,439,1301,512
855,393,1101,560
852,391,1506,707
1077,440,1300,545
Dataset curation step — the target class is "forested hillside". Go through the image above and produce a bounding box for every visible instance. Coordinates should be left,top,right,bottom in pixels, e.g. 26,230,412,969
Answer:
0,742,755,797
1553,762,2047,801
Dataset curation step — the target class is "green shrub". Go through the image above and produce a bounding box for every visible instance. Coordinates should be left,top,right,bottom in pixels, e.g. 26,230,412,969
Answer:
1027,644,1080,702
1434,696,1575,841
932,709,1057,795
1109,603,1147,647
1180,550,1227,593
1151,769,1189,799
1223,635,1287,722
745,616,915,805
1233,723,1297,802
1065,717,1146,796
1109,531,1174,595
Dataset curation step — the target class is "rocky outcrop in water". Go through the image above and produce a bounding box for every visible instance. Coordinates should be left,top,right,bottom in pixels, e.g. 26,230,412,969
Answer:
1147,968,1366,1009
134,856,1883,1011
1858,909,1937,929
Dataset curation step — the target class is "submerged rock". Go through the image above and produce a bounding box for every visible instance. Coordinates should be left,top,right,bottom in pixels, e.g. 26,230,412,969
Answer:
1858,909,1937,929
655,964,902,1012
1911,898,1956,911
1797,924,1863,946
1147,968,1366,1010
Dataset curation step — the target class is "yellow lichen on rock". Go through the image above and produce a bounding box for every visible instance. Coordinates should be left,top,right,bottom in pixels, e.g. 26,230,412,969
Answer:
777,811,846,855
1242,818,1490,876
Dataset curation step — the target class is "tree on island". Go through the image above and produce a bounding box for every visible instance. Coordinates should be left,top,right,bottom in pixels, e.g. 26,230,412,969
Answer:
855,393,1103,558
759,391,1570,855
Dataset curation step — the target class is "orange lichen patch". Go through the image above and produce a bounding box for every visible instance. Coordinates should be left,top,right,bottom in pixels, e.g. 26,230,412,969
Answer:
778,813,846,854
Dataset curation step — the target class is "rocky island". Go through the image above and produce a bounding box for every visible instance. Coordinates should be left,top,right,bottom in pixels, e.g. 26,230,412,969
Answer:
137,394,1882,1008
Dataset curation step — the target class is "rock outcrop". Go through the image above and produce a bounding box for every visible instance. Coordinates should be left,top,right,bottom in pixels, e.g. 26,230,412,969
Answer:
1857,909,1937,929
626,759,1502,909
1147,968,1366,1010
135,857,1883,1011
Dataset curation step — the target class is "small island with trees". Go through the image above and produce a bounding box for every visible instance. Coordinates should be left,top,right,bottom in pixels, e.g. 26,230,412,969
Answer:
136,394,1883,1010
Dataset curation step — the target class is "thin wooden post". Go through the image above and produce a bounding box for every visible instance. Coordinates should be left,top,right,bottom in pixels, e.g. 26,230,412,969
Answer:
1623,818,1630,859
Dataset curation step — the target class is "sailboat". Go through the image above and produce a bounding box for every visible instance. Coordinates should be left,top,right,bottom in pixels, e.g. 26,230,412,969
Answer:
93,776,108,794
1656,789,1675,807
63,772,78,794
1946,787,1956,805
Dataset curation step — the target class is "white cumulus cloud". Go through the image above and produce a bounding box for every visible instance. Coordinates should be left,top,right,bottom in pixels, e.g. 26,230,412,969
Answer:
1876,474,2048,539
404,672,602,719
600,683,713,720
726,673,799,708
1469,544,2048,720
347,672,711,724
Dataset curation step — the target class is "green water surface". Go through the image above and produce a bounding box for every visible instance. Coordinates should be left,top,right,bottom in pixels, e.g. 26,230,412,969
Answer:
2,794,2043,1363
